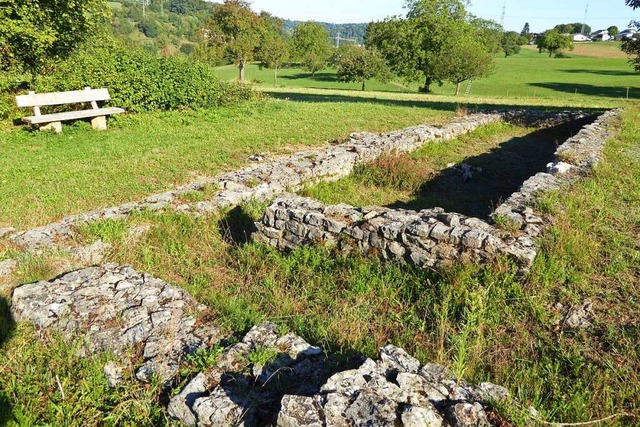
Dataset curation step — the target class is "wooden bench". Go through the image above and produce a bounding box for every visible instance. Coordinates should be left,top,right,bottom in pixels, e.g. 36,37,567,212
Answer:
15,87,125,133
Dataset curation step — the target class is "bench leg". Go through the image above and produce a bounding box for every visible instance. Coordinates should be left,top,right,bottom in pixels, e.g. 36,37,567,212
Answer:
39,122,62,134
91,116,107,131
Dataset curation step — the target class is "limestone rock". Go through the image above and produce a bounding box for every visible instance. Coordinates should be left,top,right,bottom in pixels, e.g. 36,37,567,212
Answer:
10,264,219,384
0,259,17,277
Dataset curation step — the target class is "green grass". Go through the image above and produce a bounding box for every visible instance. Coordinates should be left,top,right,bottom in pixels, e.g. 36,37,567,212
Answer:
0,99,449,229
2,107,633,425
215,45,639,105
1,43,640,426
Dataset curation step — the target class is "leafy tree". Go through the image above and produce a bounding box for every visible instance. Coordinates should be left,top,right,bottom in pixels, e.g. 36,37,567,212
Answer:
0,0,108,81
608,26,620,38
437,34,495,95
521,23,531,38
290,22,332,78
202,0,263,82
554,23,590,35
471,17,503,55
627,0,640,8
333,46,390,91
367,0,496,93
537,29,574,57
258,14,289,86
502,31,524,57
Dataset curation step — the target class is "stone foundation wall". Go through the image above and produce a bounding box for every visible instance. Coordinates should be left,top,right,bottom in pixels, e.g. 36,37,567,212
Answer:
255,110,620,270
256,194,537,269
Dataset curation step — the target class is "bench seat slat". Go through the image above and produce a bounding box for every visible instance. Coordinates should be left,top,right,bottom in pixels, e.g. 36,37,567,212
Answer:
22,107,125,124
16,88,111,108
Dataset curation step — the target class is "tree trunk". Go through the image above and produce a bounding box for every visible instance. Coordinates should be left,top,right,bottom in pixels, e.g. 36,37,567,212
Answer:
455,82,461,96
548,51,553,58
362,80,366,91
274,68,278,86
239,60,246,82
419,76,432,93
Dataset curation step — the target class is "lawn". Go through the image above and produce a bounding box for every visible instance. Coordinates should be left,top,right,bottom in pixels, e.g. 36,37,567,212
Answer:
214,44,639,105
1,41,640,426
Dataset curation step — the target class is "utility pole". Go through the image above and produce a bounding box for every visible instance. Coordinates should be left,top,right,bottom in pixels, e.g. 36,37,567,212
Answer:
500,1,506,29
581,1,590,35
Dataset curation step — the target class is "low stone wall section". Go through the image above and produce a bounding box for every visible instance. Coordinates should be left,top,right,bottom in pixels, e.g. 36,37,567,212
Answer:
10,266,513,426
255,110,620,270
5,110,588,252
11,264,220,384
256,194,537,269
492,109,620,232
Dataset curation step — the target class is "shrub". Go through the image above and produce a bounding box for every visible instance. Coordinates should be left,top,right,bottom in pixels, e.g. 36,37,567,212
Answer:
354,152,432,193
35,36,255,113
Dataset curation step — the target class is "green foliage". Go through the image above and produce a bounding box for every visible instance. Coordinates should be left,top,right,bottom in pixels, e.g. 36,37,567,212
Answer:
628,0,640,9
554,22,591,36
622,37,640,71
291,22,333,77
247,347,280,366
35,36,254,112
521,23,531,39
257,15,289,85
608,26,620,38
502,31,525,58
203,0,264,81
333,46,391,91
367,0,497,92
0,0,109,81
284,20,367,43
537,29,575,58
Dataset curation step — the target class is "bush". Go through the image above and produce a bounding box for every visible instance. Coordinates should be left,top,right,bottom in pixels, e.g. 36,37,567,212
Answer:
35,36,255,113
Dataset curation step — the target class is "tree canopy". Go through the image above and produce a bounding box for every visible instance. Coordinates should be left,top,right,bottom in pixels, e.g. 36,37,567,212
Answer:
0,0,108,80
537,29,574,58
333,46,390,91
626,0,640,9
203,0,263,81
290,22,332,77
367,0,497,93
502,31,525,58
257,14,289,85
553,23,590,35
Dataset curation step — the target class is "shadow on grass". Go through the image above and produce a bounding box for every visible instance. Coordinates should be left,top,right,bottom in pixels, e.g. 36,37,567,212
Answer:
0,295,15,424
280,72,342,83
561,69,638,77
529,82,639,99
218,206,257,245
390,115,597,219
263,90,607,113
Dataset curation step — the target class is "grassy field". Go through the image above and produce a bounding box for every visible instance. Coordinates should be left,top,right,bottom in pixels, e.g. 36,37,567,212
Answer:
215,44,639,104
1,42,640,426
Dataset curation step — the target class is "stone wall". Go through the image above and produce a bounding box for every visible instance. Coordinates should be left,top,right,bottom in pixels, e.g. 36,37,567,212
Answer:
10,265,514,426
255,194,537,269
255,110,620,271
6,113,502,251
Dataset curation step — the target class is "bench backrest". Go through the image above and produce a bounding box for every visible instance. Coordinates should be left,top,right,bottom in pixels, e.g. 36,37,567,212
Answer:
16,87,111,108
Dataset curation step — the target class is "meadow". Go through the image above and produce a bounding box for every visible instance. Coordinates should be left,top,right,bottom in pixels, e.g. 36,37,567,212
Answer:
1,42,639,426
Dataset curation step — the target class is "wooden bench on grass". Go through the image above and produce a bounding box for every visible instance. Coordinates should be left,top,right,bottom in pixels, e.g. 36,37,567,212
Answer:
15,87,125,133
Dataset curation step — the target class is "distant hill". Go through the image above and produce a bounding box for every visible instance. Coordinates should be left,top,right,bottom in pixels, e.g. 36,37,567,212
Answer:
107,0,369,54
283,20,368,44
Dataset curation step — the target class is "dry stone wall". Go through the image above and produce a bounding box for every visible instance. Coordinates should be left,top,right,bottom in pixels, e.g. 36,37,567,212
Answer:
255,110,620,271
11,264,220,384
10,267,514,426
5,112,527,252
255,194,537,269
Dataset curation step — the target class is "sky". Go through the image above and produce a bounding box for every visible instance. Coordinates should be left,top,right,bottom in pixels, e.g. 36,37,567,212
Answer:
244,0,640,33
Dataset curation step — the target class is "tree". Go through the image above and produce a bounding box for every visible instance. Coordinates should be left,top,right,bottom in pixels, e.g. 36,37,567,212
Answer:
333,46,390,91
258,14,289,86
438,34,495,95
502,31,524,57
0,0,108,81
521,23,531,39
290,22,332,77
203,0,263,82
553,23,590,35
537,29,574,57
608,26,620,38
367,0,496,93
627,0,640,8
